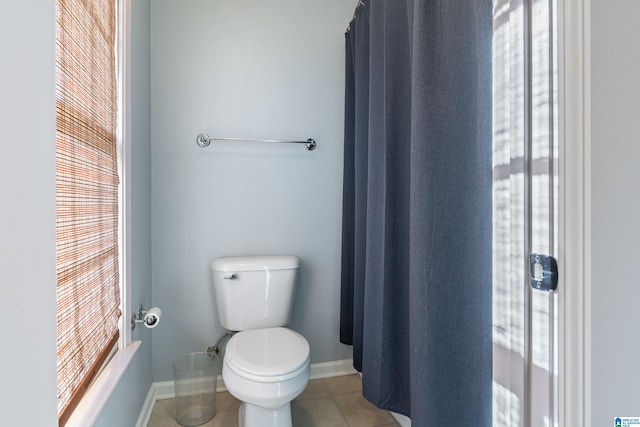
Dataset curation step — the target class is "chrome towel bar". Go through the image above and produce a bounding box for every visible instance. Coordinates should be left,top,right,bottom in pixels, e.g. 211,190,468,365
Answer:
196,133,317,151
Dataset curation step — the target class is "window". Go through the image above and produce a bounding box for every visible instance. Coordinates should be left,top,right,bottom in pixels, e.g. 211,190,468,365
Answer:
492,0,559,425
55,0,121,425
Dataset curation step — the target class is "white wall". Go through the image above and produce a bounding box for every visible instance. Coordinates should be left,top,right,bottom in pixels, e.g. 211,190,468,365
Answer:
590,0,640,424
150,0,354,381
0,1,58,425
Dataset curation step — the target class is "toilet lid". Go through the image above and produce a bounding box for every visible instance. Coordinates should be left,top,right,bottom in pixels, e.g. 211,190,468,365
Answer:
225,327,310,382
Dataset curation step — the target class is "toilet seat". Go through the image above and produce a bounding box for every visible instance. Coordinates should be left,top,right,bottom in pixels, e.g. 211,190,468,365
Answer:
225,327,310,383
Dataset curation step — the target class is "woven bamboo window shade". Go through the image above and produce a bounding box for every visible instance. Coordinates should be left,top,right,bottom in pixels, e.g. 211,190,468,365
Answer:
55,0,121,425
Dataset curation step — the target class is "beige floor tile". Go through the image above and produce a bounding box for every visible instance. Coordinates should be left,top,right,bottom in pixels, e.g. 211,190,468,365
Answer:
295,379,330,401
147,416,180,427
333,392,395,427
150,396,236,427
148,375,398,427
215,391,241,413
291,396,349,427
202,408,239,427
322,374,362,396
150,398,177,422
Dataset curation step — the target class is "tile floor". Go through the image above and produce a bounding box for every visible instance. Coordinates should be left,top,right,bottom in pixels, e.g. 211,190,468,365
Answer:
148,374,400,427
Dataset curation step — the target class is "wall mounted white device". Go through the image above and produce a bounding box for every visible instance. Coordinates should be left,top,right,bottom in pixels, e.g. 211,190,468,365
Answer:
131,305,162,330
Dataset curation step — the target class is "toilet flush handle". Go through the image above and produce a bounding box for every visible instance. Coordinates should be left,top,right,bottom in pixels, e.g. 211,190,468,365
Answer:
224,273,238,280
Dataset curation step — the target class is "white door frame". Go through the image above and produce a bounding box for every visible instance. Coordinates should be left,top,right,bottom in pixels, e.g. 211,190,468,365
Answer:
557,0,591,425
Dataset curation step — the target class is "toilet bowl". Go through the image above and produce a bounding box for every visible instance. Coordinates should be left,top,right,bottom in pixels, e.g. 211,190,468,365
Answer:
210,256,310,427
222,328,310,427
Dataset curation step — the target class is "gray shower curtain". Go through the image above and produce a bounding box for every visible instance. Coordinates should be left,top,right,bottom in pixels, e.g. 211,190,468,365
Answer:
340,1,492,425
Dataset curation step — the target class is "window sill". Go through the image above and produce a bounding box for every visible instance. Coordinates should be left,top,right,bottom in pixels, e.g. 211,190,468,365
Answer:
65,340,141,427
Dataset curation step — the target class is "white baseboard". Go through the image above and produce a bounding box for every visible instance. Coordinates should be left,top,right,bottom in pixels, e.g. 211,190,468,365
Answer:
154,358,356,398
138,359,357,425
152,376,227,400
134,384,157,427
309,358,358,380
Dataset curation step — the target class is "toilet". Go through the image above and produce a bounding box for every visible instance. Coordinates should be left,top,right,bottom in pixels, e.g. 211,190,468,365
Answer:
211,256,310,427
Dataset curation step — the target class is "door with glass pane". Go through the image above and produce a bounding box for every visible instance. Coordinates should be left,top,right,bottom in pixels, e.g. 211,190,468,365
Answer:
492,0,558,426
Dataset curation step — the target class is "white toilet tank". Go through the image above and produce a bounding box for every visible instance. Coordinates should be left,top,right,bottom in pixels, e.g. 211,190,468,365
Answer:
211,256,300,331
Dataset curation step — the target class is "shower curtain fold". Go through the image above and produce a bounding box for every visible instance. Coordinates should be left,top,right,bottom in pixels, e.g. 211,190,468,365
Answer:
340,1,493,425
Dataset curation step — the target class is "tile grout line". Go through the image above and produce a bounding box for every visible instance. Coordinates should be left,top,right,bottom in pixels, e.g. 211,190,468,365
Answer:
148,375,399,427
330,393,353,427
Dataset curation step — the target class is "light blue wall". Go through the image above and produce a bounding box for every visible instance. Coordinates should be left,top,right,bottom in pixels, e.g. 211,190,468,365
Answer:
150,0,355,381
92,347,151,427
0,1,58,425
0,1,153,425
93,0,154,425
6,1,640,425
591,0,640,424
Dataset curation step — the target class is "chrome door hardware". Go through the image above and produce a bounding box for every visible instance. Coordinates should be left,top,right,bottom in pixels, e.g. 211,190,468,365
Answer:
529,254,558,292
